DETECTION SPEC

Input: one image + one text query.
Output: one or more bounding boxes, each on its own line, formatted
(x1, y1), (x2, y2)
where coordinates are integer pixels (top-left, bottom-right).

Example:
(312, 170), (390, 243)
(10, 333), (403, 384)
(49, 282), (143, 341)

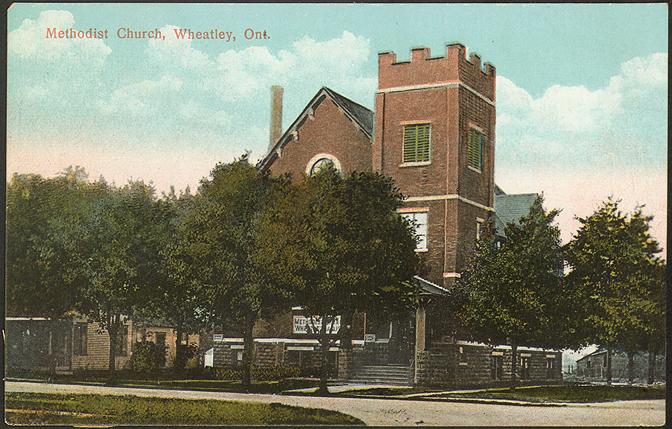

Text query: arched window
(310, 158), (335, 175)
(306, 153), (341, 176)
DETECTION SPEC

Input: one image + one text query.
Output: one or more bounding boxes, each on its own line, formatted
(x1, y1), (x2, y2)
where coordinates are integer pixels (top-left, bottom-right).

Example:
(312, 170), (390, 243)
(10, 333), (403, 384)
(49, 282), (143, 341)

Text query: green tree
(6, 168), (106, 317)
(253, 167), (420, 393)
(642, 262), (665, 384)
(565, 198), (664, 384)
(145, 186), (206, 373)
(181, 155), (287, 390)
(68, 180), (163, 381)
(456, 196), (569, 389)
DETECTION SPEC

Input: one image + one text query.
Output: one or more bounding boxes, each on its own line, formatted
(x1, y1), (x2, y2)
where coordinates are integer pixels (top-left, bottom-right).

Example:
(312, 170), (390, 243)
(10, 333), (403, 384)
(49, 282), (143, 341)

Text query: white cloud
(145, 30), (375, 104)
(8, 10), (111, 65)
(496, 53), (667, 163)
(147, 25), (210, 69)
(98, 75), (184, 116)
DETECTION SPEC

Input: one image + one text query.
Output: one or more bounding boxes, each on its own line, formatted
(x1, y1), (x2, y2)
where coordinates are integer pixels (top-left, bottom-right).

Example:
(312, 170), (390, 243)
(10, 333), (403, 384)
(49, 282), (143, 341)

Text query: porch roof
(414, 275), (449, 296)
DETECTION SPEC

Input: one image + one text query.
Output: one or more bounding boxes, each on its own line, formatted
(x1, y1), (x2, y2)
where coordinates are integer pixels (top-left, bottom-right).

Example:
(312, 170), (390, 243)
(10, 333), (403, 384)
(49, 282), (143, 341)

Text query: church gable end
(261, 88), (373, 179)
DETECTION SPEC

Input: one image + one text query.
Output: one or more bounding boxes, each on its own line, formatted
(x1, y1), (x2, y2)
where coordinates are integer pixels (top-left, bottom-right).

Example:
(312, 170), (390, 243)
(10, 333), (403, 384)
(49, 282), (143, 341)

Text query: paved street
(6, 381), (665, 426)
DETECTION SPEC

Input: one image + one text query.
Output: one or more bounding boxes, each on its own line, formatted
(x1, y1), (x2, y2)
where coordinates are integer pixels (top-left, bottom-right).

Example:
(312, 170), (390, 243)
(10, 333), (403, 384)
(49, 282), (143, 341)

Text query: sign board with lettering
(292, 315), (341, 335)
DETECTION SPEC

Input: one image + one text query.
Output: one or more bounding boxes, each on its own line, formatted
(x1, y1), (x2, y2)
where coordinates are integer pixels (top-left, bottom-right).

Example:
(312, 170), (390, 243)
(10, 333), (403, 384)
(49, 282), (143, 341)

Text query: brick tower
(372, 44), (496, 288)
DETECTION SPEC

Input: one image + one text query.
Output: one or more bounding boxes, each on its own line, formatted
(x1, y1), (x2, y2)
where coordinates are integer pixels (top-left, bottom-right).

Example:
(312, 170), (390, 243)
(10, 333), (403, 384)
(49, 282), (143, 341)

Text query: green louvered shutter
(403, 124), (431, 163)
(467, 129), (484, 170)
(416, 124), (430, 162)
(403, 125), (417, 163)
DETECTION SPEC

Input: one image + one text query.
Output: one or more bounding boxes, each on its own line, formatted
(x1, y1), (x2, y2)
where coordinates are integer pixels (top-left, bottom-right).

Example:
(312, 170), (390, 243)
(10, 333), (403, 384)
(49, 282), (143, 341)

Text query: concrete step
(351, 372), (410, 379)
(356, 367), (410, 373)
(350, 376), (410, 380)
(349, 364), (412, 386)
(358, 365), (410, 371)
(348, 378), (410, 386)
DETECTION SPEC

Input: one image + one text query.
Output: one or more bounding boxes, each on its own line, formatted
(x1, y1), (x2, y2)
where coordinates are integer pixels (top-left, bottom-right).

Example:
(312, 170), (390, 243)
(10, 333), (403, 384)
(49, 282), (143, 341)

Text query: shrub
(128, 341), (166, 373)
(213, 365), (301, 381)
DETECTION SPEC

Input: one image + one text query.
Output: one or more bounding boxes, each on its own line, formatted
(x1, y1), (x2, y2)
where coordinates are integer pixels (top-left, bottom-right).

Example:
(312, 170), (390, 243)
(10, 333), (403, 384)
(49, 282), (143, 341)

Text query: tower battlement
(378, 43), (495, 100)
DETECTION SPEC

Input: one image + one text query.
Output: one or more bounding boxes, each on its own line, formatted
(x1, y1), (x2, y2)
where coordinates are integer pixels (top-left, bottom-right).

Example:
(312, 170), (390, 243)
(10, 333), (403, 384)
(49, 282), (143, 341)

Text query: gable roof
(494, 191), (539, 236)
(258, 87), (374, 171)
(576, 347), (607, 362)
(322, 87), (374, 137)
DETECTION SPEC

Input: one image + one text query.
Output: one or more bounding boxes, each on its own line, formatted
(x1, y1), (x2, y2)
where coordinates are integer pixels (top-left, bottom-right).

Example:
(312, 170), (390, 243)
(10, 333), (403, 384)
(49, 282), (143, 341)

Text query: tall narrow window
(403, 123), (431, 163)
(467, 129), (485, 171)
(546, 358), (556, 379)
(401, 211), (428, 251)
(476, 218), (484, 240)
(491, 356), (503, 380)
(73, 323), (87, 356)
(520, 357), (531, 380)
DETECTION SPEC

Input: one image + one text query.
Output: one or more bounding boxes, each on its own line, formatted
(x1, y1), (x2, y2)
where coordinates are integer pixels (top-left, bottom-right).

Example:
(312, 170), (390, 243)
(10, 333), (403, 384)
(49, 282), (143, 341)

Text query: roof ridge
(257, 87), (373, 171)
(322, 86), (373, 113)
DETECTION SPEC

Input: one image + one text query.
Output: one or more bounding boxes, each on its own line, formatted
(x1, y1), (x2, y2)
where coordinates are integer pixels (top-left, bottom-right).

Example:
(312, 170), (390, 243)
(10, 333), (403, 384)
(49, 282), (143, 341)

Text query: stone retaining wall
(415, 342), (562, 387)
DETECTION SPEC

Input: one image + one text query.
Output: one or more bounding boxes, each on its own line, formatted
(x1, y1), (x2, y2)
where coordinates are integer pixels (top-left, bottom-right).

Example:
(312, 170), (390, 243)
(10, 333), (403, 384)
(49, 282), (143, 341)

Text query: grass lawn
(443, 385), (667, 403)
(10, 373), (318, 394)
(5, 392), (364, 425)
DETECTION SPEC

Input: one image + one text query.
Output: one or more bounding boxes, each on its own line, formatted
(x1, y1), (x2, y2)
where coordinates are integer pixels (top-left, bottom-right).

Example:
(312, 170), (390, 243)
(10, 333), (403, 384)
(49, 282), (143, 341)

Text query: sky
(7, 3), (668, 250)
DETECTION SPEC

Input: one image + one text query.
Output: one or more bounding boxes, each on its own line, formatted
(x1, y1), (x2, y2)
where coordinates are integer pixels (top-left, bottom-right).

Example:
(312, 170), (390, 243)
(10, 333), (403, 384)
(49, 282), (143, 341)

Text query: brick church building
(213, 43), (562, 386)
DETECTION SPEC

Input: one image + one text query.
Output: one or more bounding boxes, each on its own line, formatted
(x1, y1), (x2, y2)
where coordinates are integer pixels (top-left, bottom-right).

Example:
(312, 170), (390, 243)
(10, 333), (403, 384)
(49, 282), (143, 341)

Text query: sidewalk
(6, 380), (665, 426)
(283, 383), (572, 406)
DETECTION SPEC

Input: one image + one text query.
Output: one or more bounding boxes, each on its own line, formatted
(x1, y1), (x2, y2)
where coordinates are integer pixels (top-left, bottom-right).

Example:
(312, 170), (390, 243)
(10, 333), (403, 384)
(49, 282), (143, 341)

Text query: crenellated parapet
(378, 43), (496, 101)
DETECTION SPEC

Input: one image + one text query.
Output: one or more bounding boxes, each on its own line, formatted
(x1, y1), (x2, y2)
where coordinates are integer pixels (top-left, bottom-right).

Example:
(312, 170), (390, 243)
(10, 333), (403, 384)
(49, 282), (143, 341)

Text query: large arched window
(306, 153), (341, 176)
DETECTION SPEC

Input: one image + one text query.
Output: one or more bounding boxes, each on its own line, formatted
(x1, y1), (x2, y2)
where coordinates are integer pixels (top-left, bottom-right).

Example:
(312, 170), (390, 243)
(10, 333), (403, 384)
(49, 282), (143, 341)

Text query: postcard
(5, 3), (667, 426)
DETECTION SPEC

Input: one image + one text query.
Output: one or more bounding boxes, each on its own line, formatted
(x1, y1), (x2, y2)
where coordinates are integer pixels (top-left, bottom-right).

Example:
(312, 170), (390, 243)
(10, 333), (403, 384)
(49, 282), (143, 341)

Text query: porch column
(415, 302), (427, 352)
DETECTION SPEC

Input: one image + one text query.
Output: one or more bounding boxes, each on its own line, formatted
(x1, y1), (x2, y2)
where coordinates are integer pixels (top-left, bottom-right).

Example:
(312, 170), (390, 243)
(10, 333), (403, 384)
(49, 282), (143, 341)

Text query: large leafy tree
(140, 186), (205, 373)
(181, 155), (288, 390)
(455, 196), (571, 389)
(6, 167), (107, 317)
(565, 198), (664, 384)
(253, 167), (420, 393)
(66, 180), (164, 381)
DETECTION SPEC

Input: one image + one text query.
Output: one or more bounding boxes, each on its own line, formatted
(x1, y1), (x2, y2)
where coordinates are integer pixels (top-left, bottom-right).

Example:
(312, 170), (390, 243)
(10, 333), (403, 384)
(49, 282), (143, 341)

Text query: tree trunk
(317, 313), (330, 395)
(605, 348), (612, 385)
(174, 326), (183, 374)
(510, 341), (518, 391)
(626, 351), (634, 385)
(242, 313), (256, 392)
(107, 314), (118, 384)
(647, 342), (658, 384)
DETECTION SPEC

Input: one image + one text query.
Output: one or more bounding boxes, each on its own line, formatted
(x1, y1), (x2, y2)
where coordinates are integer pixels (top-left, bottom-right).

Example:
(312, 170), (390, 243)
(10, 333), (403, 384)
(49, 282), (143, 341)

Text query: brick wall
(71, 321), (133, 371)
(374, 46), (496, 289)
(70, 320), (200, 371)
(378, 45), (495, 100)
(267, 94), (372, 178)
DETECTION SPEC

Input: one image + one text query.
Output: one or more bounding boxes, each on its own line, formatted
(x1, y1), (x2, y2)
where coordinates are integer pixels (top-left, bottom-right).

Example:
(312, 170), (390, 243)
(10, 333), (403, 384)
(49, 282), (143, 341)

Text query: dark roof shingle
(494, 193), (539, 235)
(323, 87), (374, 136)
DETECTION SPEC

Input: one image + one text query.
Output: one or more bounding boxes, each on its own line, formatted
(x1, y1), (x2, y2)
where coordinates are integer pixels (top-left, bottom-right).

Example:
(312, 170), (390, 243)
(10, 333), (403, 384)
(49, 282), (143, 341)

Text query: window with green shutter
(403, 123), (431, 163)
(467, 129), (485, 171)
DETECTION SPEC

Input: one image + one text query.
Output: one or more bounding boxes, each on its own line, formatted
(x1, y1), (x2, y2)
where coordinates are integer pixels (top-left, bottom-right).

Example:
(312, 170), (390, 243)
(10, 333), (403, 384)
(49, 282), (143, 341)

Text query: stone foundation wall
(415, 342), (563, 387)
(213, 338), (364, 375)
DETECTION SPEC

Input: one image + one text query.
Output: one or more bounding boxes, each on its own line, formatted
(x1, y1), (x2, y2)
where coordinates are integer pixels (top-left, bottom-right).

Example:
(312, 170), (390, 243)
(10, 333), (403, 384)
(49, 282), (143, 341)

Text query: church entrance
(388, 316), (415, 365)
